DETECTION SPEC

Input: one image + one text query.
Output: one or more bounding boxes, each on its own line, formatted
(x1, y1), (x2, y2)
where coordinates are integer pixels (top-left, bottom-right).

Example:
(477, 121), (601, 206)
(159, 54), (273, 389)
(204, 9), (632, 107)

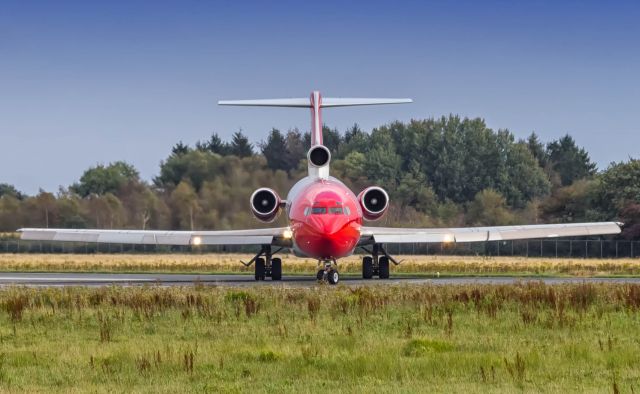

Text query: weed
(257, 350), (279, 362)
(136, 355), (151, 376)
(504, 352), (526, 383)
(97, 311), (112, 343)
(307, 297), (321, 322)
(402, 338), (454, 357)
(3, 294), (27, 323)
(183, 350), (194, 374)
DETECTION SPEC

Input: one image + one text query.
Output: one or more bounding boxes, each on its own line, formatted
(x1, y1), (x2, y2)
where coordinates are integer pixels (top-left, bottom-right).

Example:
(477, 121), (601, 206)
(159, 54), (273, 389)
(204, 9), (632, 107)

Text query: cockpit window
(311, 207), (327, 214)
(329, 207), (343, 215)
(344, 206), (351, 215)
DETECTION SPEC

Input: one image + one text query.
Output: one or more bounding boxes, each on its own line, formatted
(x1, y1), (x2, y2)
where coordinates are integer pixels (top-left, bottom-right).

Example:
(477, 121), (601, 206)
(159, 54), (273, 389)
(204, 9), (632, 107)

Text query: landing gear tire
(362, 256), (373, 279)
(378, 256), (390, 279)
(271, 258), (282, 281)
(327, 269), (339, 285)
(255, 258), (266, 281)
(316, 269), (325, 281)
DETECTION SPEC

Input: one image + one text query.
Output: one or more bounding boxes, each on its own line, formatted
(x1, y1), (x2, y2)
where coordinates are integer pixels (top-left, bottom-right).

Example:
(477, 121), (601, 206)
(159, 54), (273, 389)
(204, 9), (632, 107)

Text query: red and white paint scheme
(19, 91), (623, 284)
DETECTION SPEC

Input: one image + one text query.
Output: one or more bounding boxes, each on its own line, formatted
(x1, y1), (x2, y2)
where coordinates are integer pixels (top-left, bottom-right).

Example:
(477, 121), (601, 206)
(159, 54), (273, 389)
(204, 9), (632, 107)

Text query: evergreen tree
(171, 141), (190, 156)
(547, 134), (596, 186)
(0, 184), (24, 200)
(229, 131), (253, 157)
(196, 133), (230, 155)
(526, 132), (548, 169)
(261, 129), (289, 171)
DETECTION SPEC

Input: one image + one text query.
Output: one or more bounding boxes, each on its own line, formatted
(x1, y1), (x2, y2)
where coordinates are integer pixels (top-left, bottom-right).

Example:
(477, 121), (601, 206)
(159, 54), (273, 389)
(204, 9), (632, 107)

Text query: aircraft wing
(18, 227), (291, 246)
(360, 222), (622, 244)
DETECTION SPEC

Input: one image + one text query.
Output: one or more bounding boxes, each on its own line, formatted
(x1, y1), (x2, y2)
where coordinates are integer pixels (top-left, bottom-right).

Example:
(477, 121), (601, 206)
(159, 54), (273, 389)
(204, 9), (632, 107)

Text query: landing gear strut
(242, 245), (283, 281)
(317, 260), (339, 285)
(360, 244), (400, 280)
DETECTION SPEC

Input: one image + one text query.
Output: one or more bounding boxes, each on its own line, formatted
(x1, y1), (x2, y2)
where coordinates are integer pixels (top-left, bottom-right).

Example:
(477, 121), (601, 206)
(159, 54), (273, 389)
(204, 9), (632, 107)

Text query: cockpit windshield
(306, 205), (348, 215)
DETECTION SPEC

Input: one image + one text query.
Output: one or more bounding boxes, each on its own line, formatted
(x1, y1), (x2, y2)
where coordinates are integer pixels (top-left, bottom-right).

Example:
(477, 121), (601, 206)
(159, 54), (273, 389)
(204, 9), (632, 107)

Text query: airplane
(19, 91), (623, 284)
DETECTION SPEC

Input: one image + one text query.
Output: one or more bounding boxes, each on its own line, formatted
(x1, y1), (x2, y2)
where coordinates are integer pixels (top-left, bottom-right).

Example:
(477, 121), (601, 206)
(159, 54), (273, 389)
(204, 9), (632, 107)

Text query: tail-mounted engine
(307, 145), (331, 167)
(250, 188), (281, 222)
(307, 145), (331, 179)
(358, 186), (389, 221)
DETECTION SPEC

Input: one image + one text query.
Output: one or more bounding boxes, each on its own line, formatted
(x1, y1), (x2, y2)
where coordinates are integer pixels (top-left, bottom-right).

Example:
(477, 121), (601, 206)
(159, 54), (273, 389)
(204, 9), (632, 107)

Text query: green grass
(0, 283), (639, 392)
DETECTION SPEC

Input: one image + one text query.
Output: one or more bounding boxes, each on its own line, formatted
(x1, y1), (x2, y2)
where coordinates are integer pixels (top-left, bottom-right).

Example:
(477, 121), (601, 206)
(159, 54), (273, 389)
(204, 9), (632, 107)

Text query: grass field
(0, 253), (639, 277)
(0, 283), (639, 392)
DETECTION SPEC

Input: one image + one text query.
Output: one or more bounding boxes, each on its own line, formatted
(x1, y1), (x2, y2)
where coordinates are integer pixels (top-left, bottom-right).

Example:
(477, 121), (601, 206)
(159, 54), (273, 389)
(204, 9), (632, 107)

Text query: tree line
(1, 115), (638, 239)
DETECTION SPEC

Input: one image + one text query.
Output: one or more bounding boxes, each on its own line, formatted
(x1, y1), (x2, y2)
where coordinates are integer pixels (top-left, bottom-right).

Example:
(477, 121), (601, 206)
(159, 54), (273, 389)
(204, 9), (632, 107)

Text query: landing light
(443, 234), (454, 243)
(283, 228), (293, 239)
(192, 236), (202, 246)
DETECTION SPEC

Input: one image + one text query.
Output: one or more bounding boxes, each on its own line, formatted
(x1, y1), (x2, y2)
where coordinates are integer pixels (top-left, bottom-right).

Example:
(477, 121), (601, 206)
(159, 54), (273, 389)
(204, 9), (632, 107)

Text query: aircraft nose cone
(306, 216), (347, 235)
(296, 216), (360, 260)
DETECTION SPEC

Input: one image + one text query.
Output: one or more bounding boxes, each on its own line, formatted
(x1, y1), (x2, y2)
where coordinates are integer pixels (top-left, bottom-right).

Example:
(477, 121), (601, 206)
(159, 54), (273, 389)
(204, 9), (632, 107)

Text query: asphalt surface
(1, 272), (640, 287)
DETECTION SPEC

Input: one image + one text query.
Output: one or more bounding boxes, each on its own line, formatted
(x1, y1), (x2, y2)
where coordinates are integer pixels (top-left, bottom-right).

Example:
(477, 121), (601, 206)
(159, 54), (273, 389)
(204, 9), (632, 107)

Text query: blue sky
(1, 1), (638, 194)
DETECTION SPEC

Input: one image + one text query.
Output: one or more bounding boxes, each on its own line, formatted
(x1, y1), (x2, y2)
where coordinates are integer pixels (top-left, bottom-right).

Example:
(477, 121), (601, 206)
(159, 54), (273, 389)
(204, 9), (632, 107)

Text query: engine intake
(358, 186), (389, 221)
(307, 145), (331, 167)
(250, 188), (281, 222)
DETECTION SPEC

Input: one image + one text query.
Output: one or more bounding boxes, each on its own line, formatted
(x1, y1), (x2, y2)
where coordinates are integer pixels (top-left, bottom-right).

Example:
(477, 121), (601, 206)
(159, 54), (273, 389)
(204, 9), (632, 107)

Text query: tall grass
(0, 283), (639, 391)
(1, 253), (640, 276)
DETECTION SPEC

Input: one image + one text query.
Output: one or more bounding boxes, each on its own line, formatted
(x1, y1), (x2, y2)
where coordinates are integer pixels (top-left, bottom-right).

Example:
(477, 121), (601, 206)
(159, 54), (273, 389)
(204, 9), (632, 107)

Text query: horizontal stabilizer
(218, 97), (412, 108)
(321, 98), (412, 107)
(218, 98), (311, 107)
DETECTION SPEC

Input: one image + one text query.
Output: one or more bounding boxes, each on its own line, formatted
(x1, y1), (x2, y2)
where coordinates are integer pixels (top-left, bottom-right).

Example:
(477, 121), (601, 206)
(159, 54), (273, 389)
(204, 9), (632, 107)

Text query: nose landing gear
(317, 260), (339, 285)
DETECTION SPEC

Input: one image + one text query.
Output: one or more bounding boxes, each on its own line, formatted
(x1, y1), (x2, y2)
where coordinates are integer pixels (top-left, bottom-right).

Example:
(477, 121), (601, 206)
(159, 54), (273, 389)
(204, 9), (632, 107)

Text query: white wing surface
(18, 228), (290, 246)
(360, 222), (622, 244)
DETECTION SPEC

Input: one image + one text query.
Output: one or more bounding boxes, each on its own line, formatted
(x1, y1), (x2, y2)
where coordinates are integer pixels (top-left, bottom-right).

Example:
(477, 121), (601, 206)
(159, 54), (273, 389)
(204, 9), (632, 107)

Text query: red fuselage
(287, 177), (362, 260)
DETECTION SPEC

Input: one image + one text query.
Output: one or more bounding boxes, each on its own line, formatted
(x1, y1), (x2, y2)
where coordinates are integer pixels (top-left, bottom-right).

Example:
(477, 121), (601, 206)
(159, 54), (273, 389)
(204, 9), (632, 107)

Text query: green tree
(71, 162), (139, 197)
(34, 190), (57, 228)
(171, 142), (190, 156)
(596, 159), (640, 214)
(229, 131), (253, 158)
(592, 159), (640, 237)
(466, 189), (515, 226)
(547, 135), (596, 186)
(196, 133), (230, 155)
(284, 129), (306, 170)
(0, 194), (21, 231)
(540, 179), (599, 223)
(261, 129), (289, 171)
(170, 181), (200, 230)
(156, 150), (222, 192)
(526, 132), (548, 169)
(0, 184), (24, 200)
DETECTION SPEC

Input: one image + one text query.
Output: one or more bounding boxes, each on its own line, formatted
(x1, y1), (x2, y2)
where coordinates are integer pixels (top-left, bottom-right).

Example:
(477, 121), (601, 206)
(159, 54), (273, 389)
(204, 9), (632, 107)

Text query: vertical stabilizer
(310, 91), (322, 146)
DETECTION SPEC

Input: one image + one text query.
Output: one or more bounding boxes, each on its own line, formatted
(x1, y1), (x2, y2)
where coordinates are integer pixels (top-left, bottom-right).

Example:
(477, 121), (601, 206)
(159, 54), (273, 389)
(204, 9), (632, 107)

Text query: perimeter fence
(0, 238), (638, 259)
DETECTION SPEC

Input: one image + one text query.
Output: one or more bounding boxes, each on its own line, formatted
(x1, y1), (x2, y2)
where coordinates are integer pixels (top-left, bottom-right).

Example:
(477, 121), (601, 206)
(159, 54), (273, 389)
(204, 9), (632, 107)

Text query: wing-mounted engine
(250, 188), (282, 222)
(358, 186), (389, 221)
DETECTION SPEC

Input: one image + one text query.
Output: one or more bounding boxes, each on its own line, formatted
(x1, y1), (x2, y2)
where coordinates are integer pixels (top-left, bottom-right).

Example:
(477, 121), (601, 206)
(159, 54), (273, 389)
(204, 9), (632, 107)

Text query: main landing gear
(316, 260), (340, 285)
(242, 245), (283, 281)
(360, 244), (400, 280)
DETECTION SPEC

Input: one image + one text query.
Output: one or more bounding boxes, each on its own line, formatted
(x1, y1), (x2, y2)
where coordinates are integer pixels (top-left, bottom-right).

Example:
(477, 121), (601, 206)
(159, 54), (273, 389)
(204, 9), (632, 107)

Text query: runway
(1, 272), (640, 287)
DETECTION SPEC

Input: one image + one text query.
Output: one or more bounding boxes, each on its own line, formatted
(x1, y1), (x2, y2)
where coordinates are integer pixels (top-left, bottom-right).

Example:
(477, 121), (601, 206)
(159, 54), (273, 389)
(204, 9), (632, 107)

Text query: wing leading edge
(360, 222), (622, 244)
(18, 228), (291, 247)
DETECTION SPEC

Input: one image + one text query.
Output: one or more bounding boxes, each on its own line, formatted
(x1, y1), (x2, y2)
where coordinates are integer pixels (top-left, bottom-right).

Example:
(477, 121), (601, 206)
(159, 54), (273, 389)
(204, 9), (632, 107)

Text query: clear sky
(1, 1), (638, 195)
